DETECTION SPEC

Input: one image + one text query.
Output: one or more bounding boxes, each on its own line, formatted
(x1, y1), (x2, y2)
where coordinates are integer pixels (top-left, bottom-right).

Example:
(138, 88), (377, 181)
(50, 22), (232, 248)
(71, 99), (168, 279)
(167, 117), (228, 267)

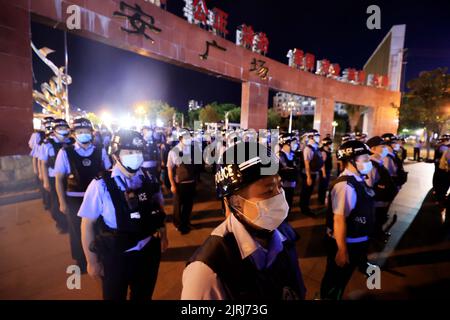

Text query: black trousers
(413, 148), (420, 161)
(49, 177), (68, 231)
(101, 237), (161, 301)
(300, 173), (317, 214)
(320, 237), (369, 300)
(318, 172), (331, 204)
(38, 176), (51, 210)
(283, 186), (295, 214)
(173, 182), (196, 230)
(374, 205), (390, 235)
(66, 196), (87, 270)
(434, 168), (450, 203)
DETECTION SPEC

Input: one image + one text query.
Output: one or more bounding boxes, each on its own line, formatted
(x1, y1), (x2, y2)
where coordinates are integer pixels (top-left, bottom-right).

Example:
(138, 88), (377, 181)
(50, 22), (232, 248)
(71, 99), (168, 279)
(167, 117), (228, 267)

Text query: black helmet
(341, 133), (354, 143)
(381, 133), (399, 144)
(337, 140), (373, 161)
(215, 141), (279, 198)
(52, 119), (69, 130)
(279, 133), (294, 146)
(43, 117), (55, 130)
(355, 132), (368, 140)
(321, 137), (333, 146)
(109, 129), (145, 155)
(366, 136), (386, 149)
(72, 118), (93, 131)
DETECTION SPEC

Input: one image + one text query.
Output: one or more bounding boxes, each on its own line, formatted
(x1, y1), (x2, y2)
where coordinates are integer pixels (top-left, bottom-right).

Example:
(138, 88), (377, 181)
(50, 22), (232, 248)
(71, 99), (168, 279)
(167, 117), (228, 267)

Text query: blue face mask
(76, 133), (92, 144)
(380, 146), (389, 158)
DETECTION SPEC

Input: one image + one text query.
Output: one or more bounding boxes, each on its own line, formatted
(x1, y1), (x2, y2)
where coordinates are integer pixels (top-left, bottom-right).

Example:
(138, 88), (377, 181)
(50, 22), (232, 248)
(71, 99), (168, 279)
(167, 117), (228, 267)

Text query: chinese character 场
(113, 1), (161, 43)
(250, 58), (269, 80)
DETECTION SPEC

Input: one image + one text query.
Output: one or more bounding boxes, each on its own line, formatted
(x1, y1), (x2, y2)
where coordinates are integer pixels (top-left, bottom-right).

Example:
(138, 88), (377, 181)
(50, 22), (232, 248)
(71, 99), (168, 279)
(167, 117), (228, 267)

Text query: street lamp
(332, 121), (339, 138)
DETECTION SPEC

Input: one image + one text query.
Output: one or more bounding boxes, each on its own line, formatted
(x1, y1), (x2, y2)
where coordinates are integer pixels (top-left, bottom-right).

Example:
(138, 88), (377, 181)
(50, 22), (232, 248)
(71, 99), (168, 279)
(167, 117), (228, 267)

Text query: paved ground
(0, 162), (449, 300)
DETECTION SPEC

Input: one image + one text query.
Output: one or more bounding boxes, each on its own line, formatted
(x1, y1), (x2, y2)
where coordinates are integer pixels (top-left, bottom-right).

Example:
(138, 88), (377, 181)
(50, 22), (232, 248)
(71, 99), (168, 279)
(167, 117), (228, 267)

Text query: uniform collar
(370, 154), (383, 165)
(74, 141), (94, 151)
(212, 213), (287, 262)
(111, 165), (144, 180)
(341, 169), (364, 182)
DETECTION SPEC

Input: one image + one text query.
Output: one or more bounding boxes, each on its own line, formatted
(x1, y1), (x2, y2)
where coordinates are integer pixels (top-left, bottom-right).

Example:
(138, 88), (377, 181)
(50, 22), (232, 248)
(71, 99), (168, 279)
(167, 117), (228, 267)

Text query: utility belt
(142, 160), (159, 168)
(326, 230), (369, 244)
(91, 218), (155, 257)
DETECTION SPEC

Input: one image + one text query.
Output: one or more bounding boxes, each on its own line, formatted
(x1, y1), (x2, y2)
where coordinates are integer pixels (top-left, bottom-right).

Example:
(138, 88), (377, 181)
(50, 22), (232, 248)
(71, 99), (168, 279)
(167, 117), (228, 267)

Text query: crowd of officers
(28, 116), (450, 300)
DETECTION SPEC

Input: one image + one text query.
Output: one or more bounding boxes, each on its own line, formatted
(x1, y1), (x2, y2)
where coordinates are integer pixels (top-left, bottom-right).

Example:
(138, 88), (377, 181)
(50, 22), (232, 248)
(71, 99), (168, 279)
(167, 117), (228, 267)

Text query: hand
(153, 229), (169, 253)
(170, 185), (177, 194)
(307, 176), (313, 187)
(87, 260), (104, 279)
(43, 182), (50, 192)
(335, 248), (349, 267)
(59, 202), (67, 214)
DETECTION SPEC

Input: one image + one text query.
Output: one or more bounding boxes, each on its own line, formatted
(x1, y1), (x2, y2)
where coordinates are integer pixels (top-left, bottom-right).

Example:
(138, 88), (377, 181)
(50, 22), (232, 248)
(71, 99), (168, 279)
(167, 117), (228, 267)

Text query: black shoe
(177, 226), (191, 235)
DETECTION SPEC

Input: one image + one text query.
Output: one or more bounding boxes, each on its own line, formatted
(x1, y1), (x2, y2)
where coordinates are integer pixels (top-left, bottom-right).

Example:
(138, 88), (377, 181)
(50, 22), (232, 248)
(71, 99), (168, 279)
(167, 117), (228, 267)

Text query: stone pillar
(313, 97), (334, 136)
(0, 0), (33, 156)
(371, 105), (399, 136)
(240, 82), (269, 130)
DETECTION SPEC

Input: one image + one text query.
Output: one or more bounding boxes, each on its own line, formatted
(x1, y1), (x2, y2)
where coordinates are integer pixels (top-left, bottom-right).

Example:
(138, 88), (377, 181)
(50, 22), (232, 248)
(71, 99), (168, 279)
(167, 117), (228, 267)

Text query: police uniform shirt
(53, 141), (112, 197)
(38, 136), (72, 178)
(78, 165), (164, 252)
(181, 213), (287, 300)
(303, 143), (319, 173)
(28, 132), (39, 156)
(330, 169), (363, 218)
(383, 151), (398, 176)
(167, 142), (195, 184)
(366, 155), (383, 188)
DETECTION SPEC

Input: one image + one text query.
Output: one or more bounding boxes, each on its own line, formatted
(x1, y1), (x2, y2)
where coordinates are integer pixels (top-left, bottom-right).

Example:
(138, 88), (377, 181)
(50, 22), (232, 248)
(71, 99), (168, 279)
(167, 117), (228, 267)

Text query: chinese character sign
(237, 24), (269, 55)
(184, 0), (229, 38)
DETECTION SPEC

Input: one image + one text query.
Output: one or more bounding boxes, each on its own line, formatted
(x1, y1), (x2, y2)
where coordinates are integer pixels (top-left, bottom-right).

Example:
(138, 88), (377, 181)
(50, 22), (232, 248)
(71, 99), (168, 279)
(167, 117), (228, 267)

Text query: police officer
(54, 118), (112, 271)
(34, 117), (55, 210)
(318, 137), (333, 205)
(381, 133), (408, 189)
(141, 126), (161, 178)
(433, 134), (450, 203)
(277, 134), (298, 215)
(181, 141), (306, 300)
(167, 130), (199, 234)
(300, 130), (324, 216)
(366, 137), (398, 243)
(39, 119), (74, 233)
(79, 129), (168, 301)
(320, 140), (375, 300)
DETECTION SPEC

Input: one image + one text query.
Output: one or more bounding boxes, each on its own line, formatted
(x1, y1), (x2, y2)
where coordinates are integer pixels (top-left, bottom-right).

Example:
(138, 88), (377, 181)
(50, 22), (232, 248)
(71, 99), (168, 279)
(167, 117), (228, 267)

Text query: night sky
(31, 0), (450, 115)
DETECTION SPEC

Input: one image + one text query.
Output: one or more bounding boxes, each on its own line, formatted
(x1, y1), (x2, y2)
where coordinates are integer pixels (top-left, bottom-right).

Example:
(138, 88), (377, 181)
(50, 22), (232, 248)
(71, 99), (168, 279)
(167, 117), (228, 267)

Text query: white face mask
(313, 136), (321, 144)
(120, 153), (144, 172)
(356, 161), (373, 175)
(76, 133), (92, 144)
(291, 142), (299, 151)
(393, 144), (400, 151)
(144, 132), (153, 141)
(237, 190), (289, 231)
(183, 138), (192, 146)
(56, 129), (69, 137)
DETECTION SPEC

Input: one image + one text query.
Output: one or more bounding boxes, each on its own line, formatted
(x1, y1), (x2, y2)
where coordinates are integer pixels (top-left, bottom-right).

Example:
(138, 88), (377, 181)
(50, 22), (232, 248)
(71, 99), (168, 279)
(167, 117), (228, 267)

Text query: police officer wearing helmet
(320, 140), (375, 300)
(381, 133), (408, 189)
(79, 129), (168, 300)
(336, 134), (354, 176)
(141, 126), (162, 179)
(39, 119), (74, 233)
(366, 136), (398, 243)
(355, 132), (368, 144)
(318, 137), (333, 205)
(181, 141), (306, 300)
(433, 134), (450, 203)
(54, 118), (112, 272)
(300, 130), (324, 216)
(34, 117), (55, 210)
(277, 133), (299, 216)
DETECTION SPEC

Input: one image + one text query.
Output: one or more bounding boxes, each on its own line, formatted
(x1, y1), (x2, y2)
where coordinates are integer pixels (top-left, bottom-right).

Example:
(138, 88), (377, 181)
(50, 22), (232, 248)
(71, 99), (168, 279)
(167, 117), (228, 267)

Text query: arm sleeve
(53, 149), (69, 176)
(331, 182), (357, 217)
(303, 147), (314, 161)
(102, 148), (112, 170)
(77, 179), (104, 220)
(181, 261), (227, 300)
